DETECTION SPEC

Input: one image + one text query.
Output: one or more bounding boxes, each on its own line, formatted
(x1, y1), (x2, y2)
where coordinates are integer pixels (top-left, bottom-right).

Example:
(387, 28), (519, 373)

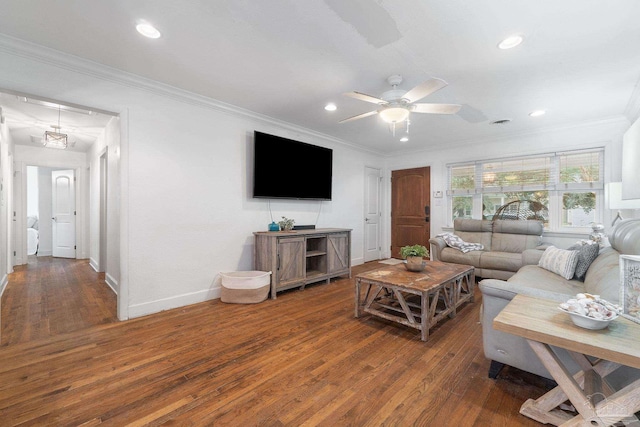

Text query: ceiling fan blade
(343, 91), (387, 105)
(412, 103), (462, 115)
(339, 110), (379, 123)
(403, 78), (448, 103)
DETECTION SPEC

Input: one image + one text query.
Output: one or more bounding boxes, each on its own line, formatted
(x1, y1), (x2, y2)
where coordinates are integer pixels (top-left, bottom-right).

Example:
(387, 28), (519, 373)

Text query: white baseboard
(0, 274), (7, 298)
(37, 250), (52, 257)
(351, 257), (364, 266)
(89, 258), (99, 272)
(105, 273), (118, 294)
(128, 287), (222, 319)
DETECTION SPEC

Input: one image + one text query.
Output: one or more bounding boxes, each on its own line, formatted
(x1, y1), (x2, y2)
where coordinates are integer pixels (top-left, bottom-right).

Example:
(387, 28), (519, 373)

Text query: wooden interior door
(391, 167), (431, 258)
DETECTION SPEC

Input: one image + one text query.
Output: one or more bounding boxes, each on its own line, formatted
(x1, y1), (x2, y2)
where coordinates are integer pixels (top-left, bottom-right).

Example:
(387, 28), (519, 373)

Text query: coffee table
(354, 261), (475, 341)
(494, 294), (640, 426)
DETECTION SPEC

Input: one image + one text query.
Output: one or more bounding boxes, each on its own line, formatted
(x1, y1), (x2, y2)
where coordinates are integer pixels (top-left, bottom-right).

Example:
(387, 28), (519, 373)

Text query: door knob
(52, 217), (57, 221)
(365, 218), (370, 222)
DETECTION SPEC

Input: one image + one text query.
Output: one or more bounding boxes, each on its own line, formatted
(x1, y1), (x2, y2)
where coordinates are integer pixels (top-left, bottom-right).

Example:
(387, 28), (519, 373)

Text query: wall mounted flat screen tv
(253, 131), (333, 200)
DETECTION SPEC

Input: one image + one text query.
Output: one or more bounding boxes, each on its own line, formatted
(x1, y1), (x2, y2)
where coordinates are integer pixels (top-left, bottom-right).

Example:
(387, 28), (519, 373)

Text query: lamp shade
(379, 107), (409, 124)
(606, 182), (640, 209)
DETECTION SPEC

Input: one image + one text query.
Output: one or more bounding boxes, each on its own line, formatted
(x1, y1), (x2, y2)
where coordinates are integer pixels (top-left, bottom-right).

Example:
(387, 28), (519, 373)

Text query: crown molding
(386, 115), (630, 158)
(0, 34), (383, 156)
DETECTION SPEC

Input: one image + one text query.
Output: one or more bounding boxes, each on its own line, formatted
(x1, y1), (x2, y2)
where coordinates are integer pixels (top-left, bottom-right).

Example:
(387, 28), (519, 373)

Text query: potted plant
(400, 244), (429, 272)
(278, 216), (295, 231)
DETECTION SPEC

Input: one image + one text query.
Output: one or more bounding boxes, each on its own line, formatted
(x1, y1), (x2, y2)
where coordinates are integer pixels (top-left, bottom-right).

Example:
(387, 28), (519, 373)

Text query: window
(447, 149), (603, 230)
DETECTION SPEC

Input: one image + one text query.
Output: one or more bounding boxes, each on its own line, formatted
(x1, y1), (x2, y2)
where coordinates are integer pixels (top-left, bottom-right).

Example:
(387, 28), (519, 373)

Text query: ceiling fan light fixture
(498, 34), (524, 50)
(379, 107), (409, 123)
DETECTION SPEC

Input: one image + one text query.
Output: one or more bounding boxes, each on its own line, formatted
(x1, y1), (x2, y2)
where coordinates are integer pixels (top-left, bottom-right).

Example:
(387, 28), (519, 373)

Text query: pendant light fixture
(43, 105), (68, 149)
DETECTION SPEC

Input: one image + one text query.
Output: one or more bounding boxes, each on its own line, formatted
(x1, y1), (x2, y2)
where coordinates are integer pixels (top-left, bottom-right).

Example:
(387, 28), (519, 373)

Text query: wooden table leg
(354, 278), (361, 317)
(521, 340), (640, 426)
(421, 291), (429, 341)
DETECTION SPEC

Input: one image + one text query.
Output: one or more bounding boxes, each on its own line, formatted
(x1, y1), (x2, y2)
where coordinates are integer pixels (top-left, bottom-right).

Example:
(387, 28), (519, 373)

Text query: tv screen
(253, 131), (333, 200)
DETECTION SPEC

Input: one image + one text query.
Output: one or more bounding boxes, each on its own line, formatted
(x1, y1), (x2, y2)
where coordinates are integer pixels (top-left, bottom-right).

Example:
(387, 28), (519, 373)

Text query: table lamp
(606, 182), (640, 226)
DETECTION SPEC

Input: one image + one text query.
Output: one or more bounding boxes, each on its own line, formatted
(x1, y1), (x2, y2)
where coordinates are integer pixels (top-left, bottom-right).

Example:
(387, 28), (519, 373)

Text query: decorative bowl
(558, 307), (618, 330)
(404, 260), (426, 272)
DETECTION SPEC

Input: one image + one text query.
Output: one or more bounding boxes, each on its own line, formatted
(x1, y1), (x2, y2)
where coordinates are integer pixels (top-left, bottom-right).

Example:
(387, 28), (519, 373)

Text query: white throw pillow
(538, 246), (579, 280)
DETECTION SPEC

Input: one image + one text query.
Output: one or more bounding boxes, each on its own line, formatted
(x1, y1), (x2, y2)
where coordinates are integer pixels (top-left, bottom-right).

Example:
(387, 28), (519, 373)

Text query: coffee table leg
(355, 278), (361, 318)
(421, 291), (429, 341)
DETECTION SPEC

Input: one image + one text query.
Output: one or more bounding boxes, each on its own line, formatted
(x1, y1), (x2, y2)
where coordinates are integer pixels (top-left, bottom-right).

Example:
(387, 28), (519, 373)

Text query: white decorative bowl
(558, 307), (618, 330)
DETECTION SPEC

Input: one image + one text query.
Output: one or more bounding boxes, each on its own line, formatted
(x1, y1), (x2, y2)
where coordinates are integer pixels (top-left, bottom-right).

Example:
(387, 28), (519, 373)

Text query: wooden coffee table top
(356, 261), (474, 292)
(494, 294), (640, 369)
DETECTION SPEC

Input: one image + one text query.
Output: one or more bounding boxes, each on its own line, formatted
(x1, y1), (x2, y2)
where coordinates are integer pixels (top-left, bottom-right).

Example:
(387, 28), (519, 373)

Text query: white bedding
(27, 227), (39, 255)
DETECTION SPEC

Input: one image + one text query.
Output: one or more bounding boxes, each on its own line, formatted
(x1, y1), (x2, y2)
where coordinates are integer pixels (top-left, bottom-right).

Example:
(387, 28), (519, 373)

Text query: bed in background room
(27, 215), (39, 256)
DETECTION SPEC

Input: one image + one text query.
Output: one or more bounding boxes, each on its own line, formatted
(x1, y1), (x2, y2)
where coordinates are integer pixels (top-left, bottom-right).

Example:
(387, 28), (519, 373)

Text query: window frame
(447, 148), (604, 232)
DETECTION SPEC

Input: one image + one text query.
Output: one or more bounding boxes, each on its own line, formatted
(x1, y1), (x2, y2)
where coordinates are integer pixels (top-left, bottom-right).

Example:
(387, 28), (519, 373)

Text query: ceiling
(0, 92), (114, 152)
(1, 0), (639, 154)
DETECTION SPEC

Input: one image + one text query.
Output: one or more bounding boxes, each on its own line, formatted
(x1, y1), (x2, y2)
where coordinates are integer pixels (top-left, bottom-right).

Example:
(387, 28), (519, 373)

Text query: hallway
(1, 257), (117, 346)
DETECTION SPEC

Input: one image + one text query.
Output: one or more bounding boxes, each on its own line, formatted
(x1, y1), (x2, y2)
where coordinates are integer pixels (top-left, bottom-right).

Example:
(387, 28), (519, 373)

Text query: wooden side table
(494, 294), (640, 426)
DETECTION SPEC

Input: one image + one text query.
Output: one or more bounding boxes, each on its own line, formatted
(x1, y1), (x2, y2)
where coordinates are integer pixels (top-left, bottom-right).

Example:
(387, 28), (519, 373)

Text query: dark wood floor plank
(0, 259), (552, 426)
(1, 257), (117, 346)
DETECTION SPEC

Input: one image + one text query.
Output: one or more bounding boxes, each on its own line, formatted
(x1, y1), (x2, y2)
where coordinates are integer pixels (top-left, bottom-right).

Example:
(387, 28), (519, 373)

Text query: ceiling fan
(339, 75), (461, 125)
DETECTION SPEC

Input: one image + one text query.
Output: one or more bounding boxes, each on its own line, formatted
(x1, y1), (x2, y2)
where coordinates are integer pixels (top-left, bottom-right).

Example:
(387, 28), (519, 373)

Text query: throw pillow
(538, 246), (579, 280)
(567, 242), (599, 281)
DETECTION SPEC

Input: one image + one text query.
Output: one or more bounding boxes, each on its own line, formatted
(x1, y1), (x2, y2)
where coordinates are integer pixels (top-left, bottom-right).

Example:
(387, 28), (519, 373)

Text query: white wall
(26, 166), (38, 217)
(383, 118), (629, 254)
(0, 117), (14, 295)
(89, 116), (120, 293)
(0, 37), (382, 319)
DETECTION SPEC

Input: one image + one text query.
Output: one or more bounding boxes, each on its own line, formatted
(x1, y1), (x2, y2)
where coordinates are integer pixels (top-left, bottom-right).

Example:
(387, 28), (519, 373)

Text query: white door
(364, 166), (381, 262)
(52, 170), (76, 258)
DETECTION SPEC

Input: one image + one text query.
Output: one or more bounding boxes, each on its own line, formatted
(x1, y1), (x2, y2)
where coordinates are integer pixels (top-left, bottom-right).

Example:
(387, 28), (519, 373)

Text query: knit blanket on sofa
(436, 232), (485, 253)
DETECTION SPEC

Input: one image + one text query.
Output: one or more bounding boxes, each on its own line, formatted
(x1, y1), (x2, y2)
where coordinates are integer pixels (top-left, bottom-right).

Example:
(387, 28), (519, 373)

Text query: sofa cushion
(493, 219), (544, 236)
(567, 242), (599, 281)
(454, 218), (493, 251)
(491, 220), (543, 253)
(507, 265), (585, 296)
(583, 247), (620, 303)
(439, 247), (482, 268)
(480, 251), (523, 272)
(538, 246), (579, 280)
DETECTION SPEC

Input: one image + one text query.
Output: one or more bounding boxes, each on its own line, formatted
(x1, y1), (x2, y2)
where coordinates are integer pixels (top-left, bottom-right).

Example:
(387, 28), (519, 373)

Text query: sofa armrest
(479, 279), (569, 303)
(429, 237), (447, 261)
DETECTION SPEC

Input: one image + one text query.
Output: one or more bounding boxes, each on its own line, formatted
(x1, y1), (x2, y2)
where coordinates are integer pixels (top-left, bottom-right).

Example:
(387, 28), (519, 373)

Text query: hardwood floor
(0, 260), (554, 426)
(1, 256), (117, 345)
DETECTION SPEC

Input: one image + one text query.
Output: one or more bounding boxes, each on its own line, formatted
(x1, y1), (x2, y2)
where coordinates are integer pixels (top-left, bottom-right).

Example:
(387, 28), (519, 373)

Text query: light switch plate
(433, 190), (443, 198)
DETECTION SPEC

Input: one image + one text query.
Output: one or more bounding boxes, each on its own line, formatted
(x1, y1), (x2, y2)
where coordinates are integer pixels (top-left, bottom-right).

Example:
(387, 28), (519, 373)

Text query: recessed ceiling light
(324, 103), (337, 111)
(529, 110), (546, 117)
(498, 35), (524, 50)
(136, 22), (161, 39)
(399, 136), (409, 142)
